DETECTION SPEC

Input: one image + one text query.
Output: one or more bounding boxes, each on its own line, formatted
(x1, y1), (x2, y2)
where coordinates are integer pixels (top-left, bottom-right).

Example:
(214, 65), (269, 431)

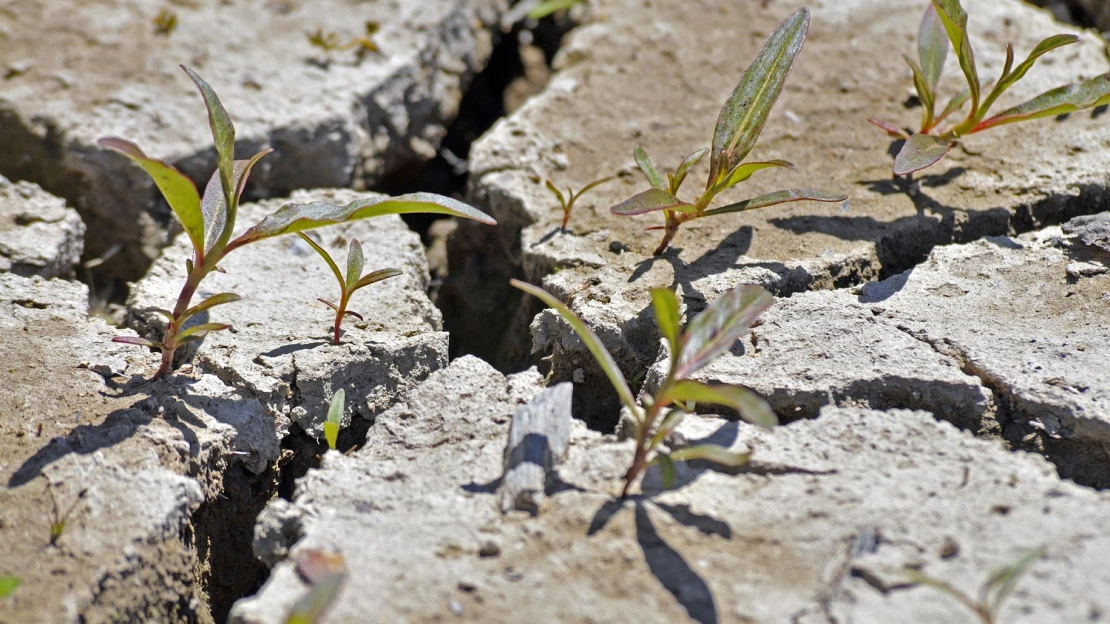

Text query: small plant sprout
(528, 0), (587, 20)
(610, 8), (846, 256)
(324, 389), (344, 451)
(285, 549), (347, 624)
(902, 548), (1046, 624)
(47, 486), (87, 547)
(0, 576), (20, 599)
(512, 279), (777, 498)
(870, 1), (1110, 176)
(100, 66), (495, 379)
(546, 176), (614, 230)
(298, 233), (400, 345)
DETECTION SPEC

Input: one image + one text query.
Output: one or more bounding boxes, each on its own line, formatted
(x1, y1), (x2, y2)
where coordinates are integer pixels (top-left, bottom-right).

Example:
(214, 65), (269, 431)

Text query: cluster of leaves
(307, 21), (380, 57)
(512, 280), (777, 497)
(902, 548), (1045, 624)
(298, 233), (400, 345)
(284, 549), (347, 624)
(324, 389), (344, 451)
(545, 176), (613, 230)
(103, 66), (495, 379)
(870, 0), (1110, 175)
(610, 8), (845, 256)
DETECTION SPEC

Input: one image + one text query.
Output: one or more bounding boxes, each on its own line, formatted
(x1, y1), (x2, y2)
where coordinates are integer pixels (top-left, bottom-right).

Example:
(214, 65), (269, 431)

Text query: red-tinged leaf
(930, 0), (979, 113)
(545, 179), (566, 207)
(892, 133), (951, 175)
(919, 4), (948, 94)
(298, 233), (345, 290)
(345, 239), (364, 292)
(672, 148), (709, 194)
(182, 66), (235, 210)
(974, 73), (1110, 132)
(112, 336), (160, 349)
(228, 193), (495, 252)
(634, 146), (666, 190)
(669, 444), (752, 467)
(317, 298), (340, 312)
(867, 118), (912, 139)
(904, 54), (936, 128)
(342, 310), (364, 321)
(148, 308), (175, 322)
(610, 188), (692, 216)
(352, 267), (402, 290)
(675, 285), (773, 379)
(182, 292), (241, 320)
(709, 8), (809, 186)
(201, 154), (271, 255)
(97, 138), (204, 257)
(978, 34), (1078, 120)
(716, 159), (795, 191)
(702, 188), (846, 217)
(663, 380), (777, 428)
(175, 322), (232, 344)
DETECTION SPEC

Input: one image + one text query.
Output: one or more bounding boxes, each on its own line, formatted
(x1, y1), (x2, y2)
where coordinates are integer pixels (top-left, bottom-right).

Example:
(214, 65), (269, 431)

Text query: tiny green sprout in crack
(46, 485), (86, 547)
(899, 547), (1046, 624)
(869, 0), (1110, 176)
(0, 576), (20, 599)
(307, 21), (380, 62)
(324, 389), (344, 451)
(610, 7), (846, 256)
(99, 66), (496, 380)
(545, 176), (614, 230)
(298, 233), (400, 345)
(528, 0), (587, 20)
(512, 279), (778, 498)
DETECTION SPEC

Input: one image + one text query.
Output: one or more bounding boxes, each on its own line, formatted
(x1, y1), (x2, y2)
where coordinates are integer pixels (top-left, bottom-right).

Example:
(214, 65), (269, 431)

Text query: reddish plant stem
(620, 399), (666, 498)
(153, 260), (206, 379)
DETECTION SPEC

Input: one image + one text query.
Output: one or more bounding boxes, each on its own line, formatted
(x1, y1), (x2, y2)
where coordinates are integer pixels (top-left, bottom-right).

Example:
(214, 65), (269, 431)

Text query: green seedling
(101, 66), (495, 379)
(298, 233), (400, 345)
(870, 1), (1110, 176)
(0, 576), (20, 599)
(308, 21), (380, 56)
(285, 549), (347, 624)
(902, 548), (1045, 624)
(324, 389), (344, 450)
(47, 486), (86, 547)
(153, 8), (177, 36)
(512, 280), (778, 498)
(611, 8), (846, 256)
(528, 0), (586, 19)
(546, 176), (613, 230)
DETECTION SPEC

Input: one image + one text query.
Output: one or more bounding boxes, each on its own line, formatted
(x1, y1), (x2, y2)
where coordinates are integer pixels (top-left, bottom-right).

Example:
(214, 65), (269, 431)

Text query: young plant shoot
(511, 279), (777, 498)
(298, 233), (400, 345)
(901, 548), (1045, 624)
(101, 66), (495, 379)
(870, 1), (1110, 175)
(324, 389), (344, 451)
(610, 8), (845, 255)
(546, 176), (614, 230)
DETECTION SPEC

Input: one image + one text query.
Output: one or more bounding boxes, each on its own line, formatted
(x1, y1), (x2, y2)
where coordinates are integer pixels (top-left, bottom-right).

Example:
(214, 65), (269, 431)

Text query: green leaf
(634, 146), (666, 190)
(867, 118), (911, 139)
(345, 239), (364, 292)
(0, 576), (20, 599)
(149, 308), (176, 322)
(610, 189), (693, 216)
(669, 444), (752, 468)
(182, 66), (236, 212)
(651, 288), (682, 357)
(675, 284), (773, 379)
(702, 188), (846, 217)
(919, 4), (948, 94)
(112, 336), (161, 349)
(97, 138), (204, 257)
(892, 133), (951, 176)
(974, 73), (1110, 132)
(175, 322), (232, 344)
(352, 267), (401, 291)
(978, 35), (1078, 121)
(716, 159), (795, 191)
(201, 154), (271, 255)
(932, 85), (972, 129)
(527, 0), (582, 19)
(182, 292), (241, 321)
(930, 0), (979, 114)
(297, 233), (345, 291)
(654, 453), (676, 489)
(325, 389), (344, 450)
(651, 408), (687, 447)
(904, 54), (936, 129)
(671, 148), (709, 194)
(545, 179), (566, 207)
(578, 176), (614, 197)
(664, 380), (777, 428)
(708, 7), (809, 187)
(510, 279), (639, 416)
(228, 193), (496, 252)
(284, 572), (345, 624)
(982, 548), (1045, 613)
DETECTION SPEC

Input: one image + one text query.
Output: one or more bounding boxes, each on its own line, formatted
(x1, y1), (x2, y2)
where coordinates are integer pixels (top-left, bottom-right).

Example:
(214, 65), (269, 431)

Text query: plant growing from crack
(47, 486), (86, 547)
(546, 176), (613, 230)
(869, 0), (1110, 176)
(101, 66), (495, 379)
(324, 389), (344, 451)
(901, 548), (1045, 624)
(610, 8), (845, 256)
(512, 279), (777, 498)
(0, 577), (19, 599)
(298, 233), (400, 345)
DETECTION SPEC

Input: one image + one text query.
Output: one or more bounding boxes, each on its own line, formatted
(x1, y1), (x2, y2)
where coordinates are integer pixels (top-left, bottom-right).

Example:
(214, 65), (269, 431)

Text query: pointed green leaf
(610, 188), (693, 216)
(284, 572), (345, 624)
(97, 138), (204, 257)
(708, 8), (809, 186)
(904, 54), (936, 129)
(675, 285), (773, 378)
(654, 453), (676, 489)
(527, 0), (583, 19)
(579, 176), (615, 196)
(634, 146), (666, 190)
(671, 148), (708, 194)
(545, 179), (566, 207)
(664, 380), (777, 428)
(352, 267), (401, 291)
(201, 154), (270, 255)
(176, 322), (232, 344)
(930, 0), (979, 114)
(703, 188), (846, 217)
(112, 336), (161, 349)
(716, 159), (795, 191)
(317, 298), (340, 312)
(919, 4), (948, 94)
(867, 118), (912, 139)
(298, 233), (345, 291)
(651, 288), (682, 357)
(325, 389), (344, 450)
(182, 293), (241, 321)
(892, 133), (951, 176)
(345, 239), (364, 291)
(228, 193), (495, 252)
(182, 66), (235, 211)
(510, 279), (639, 416)
(148, 308), (176, 322)
(932, 85), (972, 129)
(669, 444), (752, 468)
(983, 548), (1045, 613)
(0, 576), (20, 599)
(974, 73), (1110, 132)
(978, 35), (1078, 121)
(651, 408), (687, 448)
